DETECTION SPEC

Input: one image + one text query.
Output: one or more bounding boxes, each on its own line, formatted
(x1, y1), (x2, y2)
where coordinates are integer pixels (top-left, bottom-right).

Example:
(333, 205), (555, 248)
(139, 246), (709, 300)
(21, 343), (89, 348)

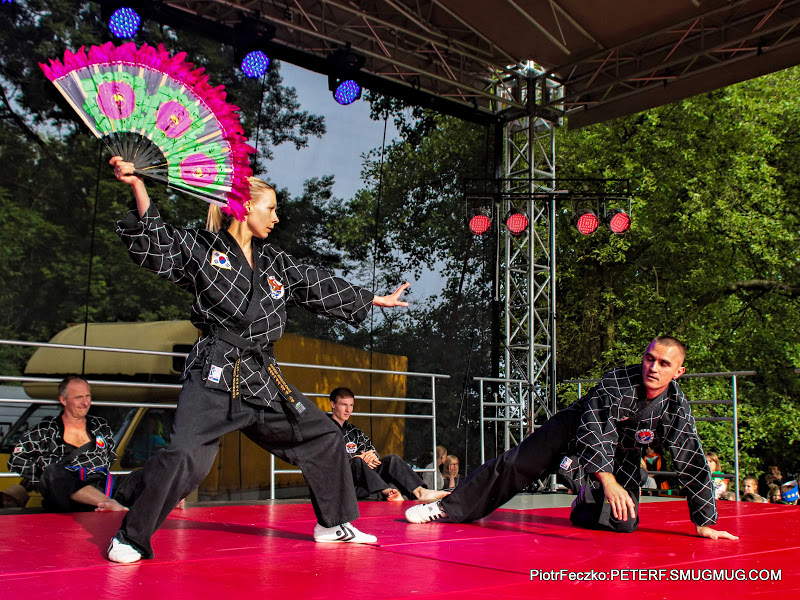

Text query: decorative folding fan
(39, 42), (255, 219)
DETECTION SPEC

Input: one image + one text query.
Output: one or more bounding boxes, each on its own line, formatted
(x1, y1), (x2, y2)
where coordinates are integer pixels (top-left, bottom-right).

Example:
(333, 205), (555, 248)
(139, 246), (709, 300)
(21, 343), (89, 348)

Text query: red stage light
(467, 208), (492, 235)
(504, 208), (529, 236)
(572, 209), (599, 235)
(605, 208), (631, 233)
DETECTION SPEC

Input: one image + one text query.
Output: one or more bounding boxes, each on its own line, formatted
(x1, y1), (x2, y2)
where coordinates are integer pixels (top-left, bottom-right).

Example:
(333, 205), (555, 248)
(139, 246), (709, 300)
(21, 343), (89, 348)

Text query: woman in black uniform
(107, 156), (410, 563)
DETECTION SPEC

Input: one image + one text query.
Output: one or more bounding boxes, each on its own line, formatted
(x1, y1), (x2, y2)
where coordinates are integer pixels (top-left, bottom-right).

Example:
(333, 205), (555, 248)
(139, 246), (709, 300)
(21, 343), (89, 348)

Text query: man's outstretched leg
(406, 406), (582, 524)
(372, 455), (448, 502)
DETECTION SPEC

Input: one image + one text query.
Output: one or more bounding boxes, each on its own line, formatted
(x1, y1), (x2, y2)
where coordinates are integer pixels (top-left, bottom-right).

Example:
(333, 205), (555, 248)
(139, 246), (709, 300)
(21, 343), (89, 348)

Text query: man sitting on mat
(8, 375), (141, 512)
(329, 387), (448, 503)
(406, 336), (738, 540)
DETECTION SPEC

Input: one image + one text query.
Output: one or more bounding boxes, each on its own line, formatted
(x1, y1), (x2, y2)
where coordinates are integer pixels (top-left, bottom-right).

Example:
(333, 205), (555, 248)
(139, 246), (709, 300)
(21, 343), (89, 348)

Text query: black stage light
(605, 208), (631, 233)
(467, 208), (492, 235)
(572, 209), (599, 235)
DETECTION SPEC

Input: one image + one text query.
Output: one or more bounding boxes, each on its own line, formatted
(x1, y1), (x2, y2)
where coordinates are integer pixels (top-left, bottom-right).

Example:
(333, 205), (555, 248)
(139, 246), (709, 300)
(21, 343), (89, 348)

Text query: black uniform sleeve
(574, 380), (620, 476)
(7, 423), (48, 484)
(662, 400), (718, 526)
(115, 203), (199, 289)
(279, 251), (375, 326)
(355, 428), (377, 457)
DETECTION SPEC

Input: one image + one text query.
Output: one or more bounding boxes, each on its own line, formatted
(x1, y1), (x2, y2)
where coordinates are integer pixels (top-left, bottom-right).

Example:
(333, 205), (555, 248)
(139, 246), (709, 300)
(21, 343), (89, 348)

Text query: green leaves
(0, 2), (327, 370)
(338, 70), (800, 469)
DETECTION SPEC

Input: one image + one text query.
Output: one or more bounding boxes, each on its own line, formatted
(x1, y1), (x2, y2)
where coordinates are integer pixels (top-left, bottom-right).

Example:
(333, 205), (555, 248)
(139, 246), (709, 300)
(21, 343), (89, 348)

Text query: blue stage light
(108, 7), (141, 38)
(333, 80), (361, 105)
(241, 51), (270, 78)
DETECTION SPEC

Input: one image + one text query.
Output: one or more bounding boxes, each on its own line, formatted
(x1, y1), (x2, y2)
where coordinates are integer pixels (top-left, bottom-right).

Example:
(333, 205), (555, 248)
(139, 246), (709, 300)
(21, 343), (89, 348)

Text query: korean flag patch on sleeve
(211, 250), (232, 270)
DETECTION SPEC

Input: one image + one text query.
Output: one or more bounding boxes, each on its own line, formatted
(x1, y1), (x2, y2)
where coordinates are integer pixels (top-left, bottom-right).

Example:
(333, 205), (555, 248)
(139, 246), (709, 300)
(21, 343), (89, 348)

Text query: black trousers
(37, 466), (144, 513)
(117, 369), (359, 559)
(349, 454), (425, 499)
(570, 484), (640, 533)
(441, 405), (584, 523)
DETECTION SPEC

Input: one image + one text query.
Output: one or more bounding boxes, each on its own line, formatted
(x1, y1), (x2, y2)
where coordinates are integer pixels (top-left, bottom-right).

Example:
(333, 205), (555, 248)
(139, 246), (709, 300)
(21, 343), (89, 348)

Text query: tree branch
(0, 82), (61, 164)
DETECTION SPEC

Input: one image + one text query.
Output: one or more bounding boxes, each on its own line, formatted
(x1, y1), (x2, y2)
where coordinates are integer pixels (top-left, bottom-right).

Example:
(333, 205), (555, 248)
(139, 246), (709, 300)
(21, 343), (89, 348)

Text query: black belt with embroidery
(209, 327), (306, 418)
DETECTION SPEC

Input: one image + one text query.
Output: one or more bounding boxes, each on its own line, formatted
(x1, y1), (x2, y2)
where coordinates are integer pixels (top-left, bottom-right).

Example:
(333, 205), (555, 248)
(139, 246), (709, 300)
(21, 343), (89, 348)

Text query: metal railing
(0, 338), (448, 499)
(474, 376), (531, 464)
(270, 366), (446, 497)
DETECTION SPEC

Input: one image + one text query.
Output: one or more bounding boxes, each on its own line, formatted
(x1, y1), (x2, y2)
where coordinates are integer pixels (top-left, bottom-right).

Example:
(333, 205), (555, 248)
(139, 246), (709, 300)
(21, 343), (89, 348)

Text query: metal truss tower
(496, 71), (561, 451)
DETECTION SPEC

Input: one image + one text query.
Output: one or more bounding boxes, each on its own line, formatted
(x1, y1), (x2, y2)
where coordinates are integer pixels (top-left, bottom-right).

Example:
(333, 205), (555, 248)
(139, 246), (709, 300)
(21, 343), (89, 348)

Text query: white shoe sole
(107, 538), (142, 564)
(314, 523), (378, 544)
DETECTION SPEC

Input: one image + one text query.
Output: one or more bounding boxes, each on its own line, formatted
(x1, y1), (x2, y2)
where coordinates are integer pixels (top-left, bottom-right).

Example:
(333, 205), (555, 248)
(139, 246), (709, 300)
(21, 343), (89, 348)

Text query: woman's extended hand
(372, 282), (411, 307)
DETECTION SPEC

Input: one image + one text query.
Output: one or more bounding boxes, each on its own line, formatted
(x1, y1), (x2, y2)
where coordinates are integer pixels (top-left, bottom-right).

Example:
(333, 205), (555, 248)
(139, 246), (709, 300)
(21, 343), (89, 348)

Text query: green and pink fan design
(40, 42), (255, 219)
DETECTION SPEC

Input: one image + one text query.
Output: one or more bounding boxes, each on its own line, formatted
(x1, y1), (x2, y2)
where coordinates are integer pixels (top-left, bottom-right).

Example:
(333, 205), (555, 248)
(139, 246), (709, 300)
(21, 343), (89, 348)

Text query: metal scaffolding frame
(475, 70), (562, 455)
(152, 0), (800, 127)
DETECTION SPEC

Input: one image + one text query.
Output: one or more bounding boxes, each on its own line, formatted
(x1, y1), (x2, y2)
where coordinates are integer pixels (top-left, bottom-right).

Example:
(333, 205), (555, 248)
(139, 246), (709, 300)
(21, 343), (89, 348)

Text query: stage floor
(0, 497), (797, 599)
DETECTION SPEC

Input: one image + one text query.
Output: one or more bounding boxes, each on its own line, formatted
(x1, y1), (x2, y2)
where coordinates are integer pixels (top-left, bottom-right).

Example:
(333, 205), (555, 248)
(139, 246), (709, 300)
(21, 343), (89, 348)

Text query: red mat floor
(1, 499), (797, 599)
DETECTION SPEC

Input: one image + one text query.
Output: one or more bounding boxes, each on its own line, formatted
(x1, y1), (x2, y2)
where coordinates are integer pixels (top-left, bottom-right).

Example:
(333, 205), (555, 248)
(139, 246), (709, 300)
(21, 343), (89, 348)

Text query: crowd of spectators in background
(639, 448), (798, 505)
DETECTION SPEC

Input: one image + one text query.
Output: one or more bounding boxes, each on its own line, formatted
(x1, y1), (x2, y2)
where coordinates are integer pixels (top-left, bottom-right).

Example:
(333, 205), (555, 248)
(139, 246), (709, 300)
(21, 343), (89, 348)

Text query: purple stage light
(108, 7), (141, 39)
(241, 51), (270, 78)
(333, 80), (361, 105)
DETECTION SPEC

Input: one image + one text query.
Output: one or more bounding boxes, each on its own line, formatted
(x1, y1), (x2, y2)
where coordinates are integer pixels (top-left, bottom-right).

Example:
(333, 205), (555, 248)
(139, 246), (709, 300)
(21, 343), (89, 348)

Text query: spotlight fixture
(241, 51), (270, 78)
(572, 209), (599, 235)
(332, 79), (362, 105)
(327, 45), (365, 106)
(604, 208), (631, 234)
(234, 20), (275, 78)
(108, 6), (141, 38)
(467, 208), (492, 236)
(503, 208), (529, 236)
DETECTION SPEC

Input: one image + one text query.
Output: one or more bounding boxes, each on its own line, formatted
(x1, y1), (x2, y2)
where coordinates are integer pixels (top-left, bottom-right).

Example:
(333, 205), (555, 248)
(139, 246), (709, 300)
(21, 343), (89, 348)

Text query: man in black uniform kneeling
(405, 337), (738, 540)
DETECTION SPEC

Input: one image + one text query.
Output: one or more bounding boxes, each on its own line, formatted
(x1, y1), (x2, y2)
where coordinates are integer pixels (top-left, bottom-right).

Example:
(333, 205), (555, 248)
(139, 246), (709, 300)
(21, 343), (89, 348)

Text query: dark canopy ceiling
(158, 0), (800, 127)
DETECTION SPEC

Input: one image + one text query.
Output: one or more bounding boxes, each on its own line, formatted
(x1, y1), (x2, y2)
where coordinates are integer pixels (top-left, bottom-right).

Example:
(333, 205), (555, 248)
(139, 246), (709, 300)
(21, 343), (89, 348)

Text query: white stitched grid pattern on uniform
(7, 415), (116, 485)
(574, 364), (717, 526)
(116, 205), (374, 409)
(335, 419), (377, 457)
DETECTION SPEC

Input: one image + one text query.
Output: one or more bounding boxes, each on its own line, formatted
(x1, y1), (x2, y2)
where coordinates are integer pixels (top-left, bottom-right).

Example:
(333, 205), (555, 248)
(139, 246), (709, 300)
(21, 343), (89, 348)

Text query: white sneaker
(405, 501), (448, 524)
(107, 537), (142, 564)
(313, 522), (378, 544)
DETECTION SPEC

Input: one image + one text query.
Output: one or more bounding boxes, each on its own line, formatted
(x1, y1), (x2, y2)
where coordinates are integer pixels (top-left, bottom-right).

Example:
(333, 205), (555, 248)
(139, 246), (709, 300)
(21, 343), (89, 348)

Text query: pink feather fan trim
(40, 42), (255, 220)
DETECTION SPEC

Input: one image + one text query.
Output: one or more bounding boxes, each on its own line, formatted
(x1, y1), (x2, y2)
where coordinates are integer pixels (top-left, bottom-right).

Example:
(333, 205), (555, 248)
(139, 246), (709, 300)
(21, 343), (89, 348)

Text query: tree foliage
(337, 70), (800, 473)
(0, 1), (332, 371)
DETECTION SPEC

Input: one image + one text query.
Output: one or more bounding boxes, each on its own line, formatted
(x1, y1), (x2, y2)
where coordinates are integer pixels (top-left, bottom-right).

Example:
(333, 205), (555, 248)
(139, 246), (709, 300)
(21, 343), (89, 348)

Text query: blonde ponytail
(205, 204), (232, 232)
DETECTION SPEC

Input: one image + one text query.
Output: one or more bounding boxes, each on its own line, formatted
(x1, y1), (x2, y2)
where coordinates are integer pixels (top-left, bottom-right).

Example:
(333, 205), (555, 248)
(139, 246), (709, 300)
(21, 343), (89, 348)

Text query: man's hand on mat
(596, 473), (636, 521)
(696, 525), (739, 540)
